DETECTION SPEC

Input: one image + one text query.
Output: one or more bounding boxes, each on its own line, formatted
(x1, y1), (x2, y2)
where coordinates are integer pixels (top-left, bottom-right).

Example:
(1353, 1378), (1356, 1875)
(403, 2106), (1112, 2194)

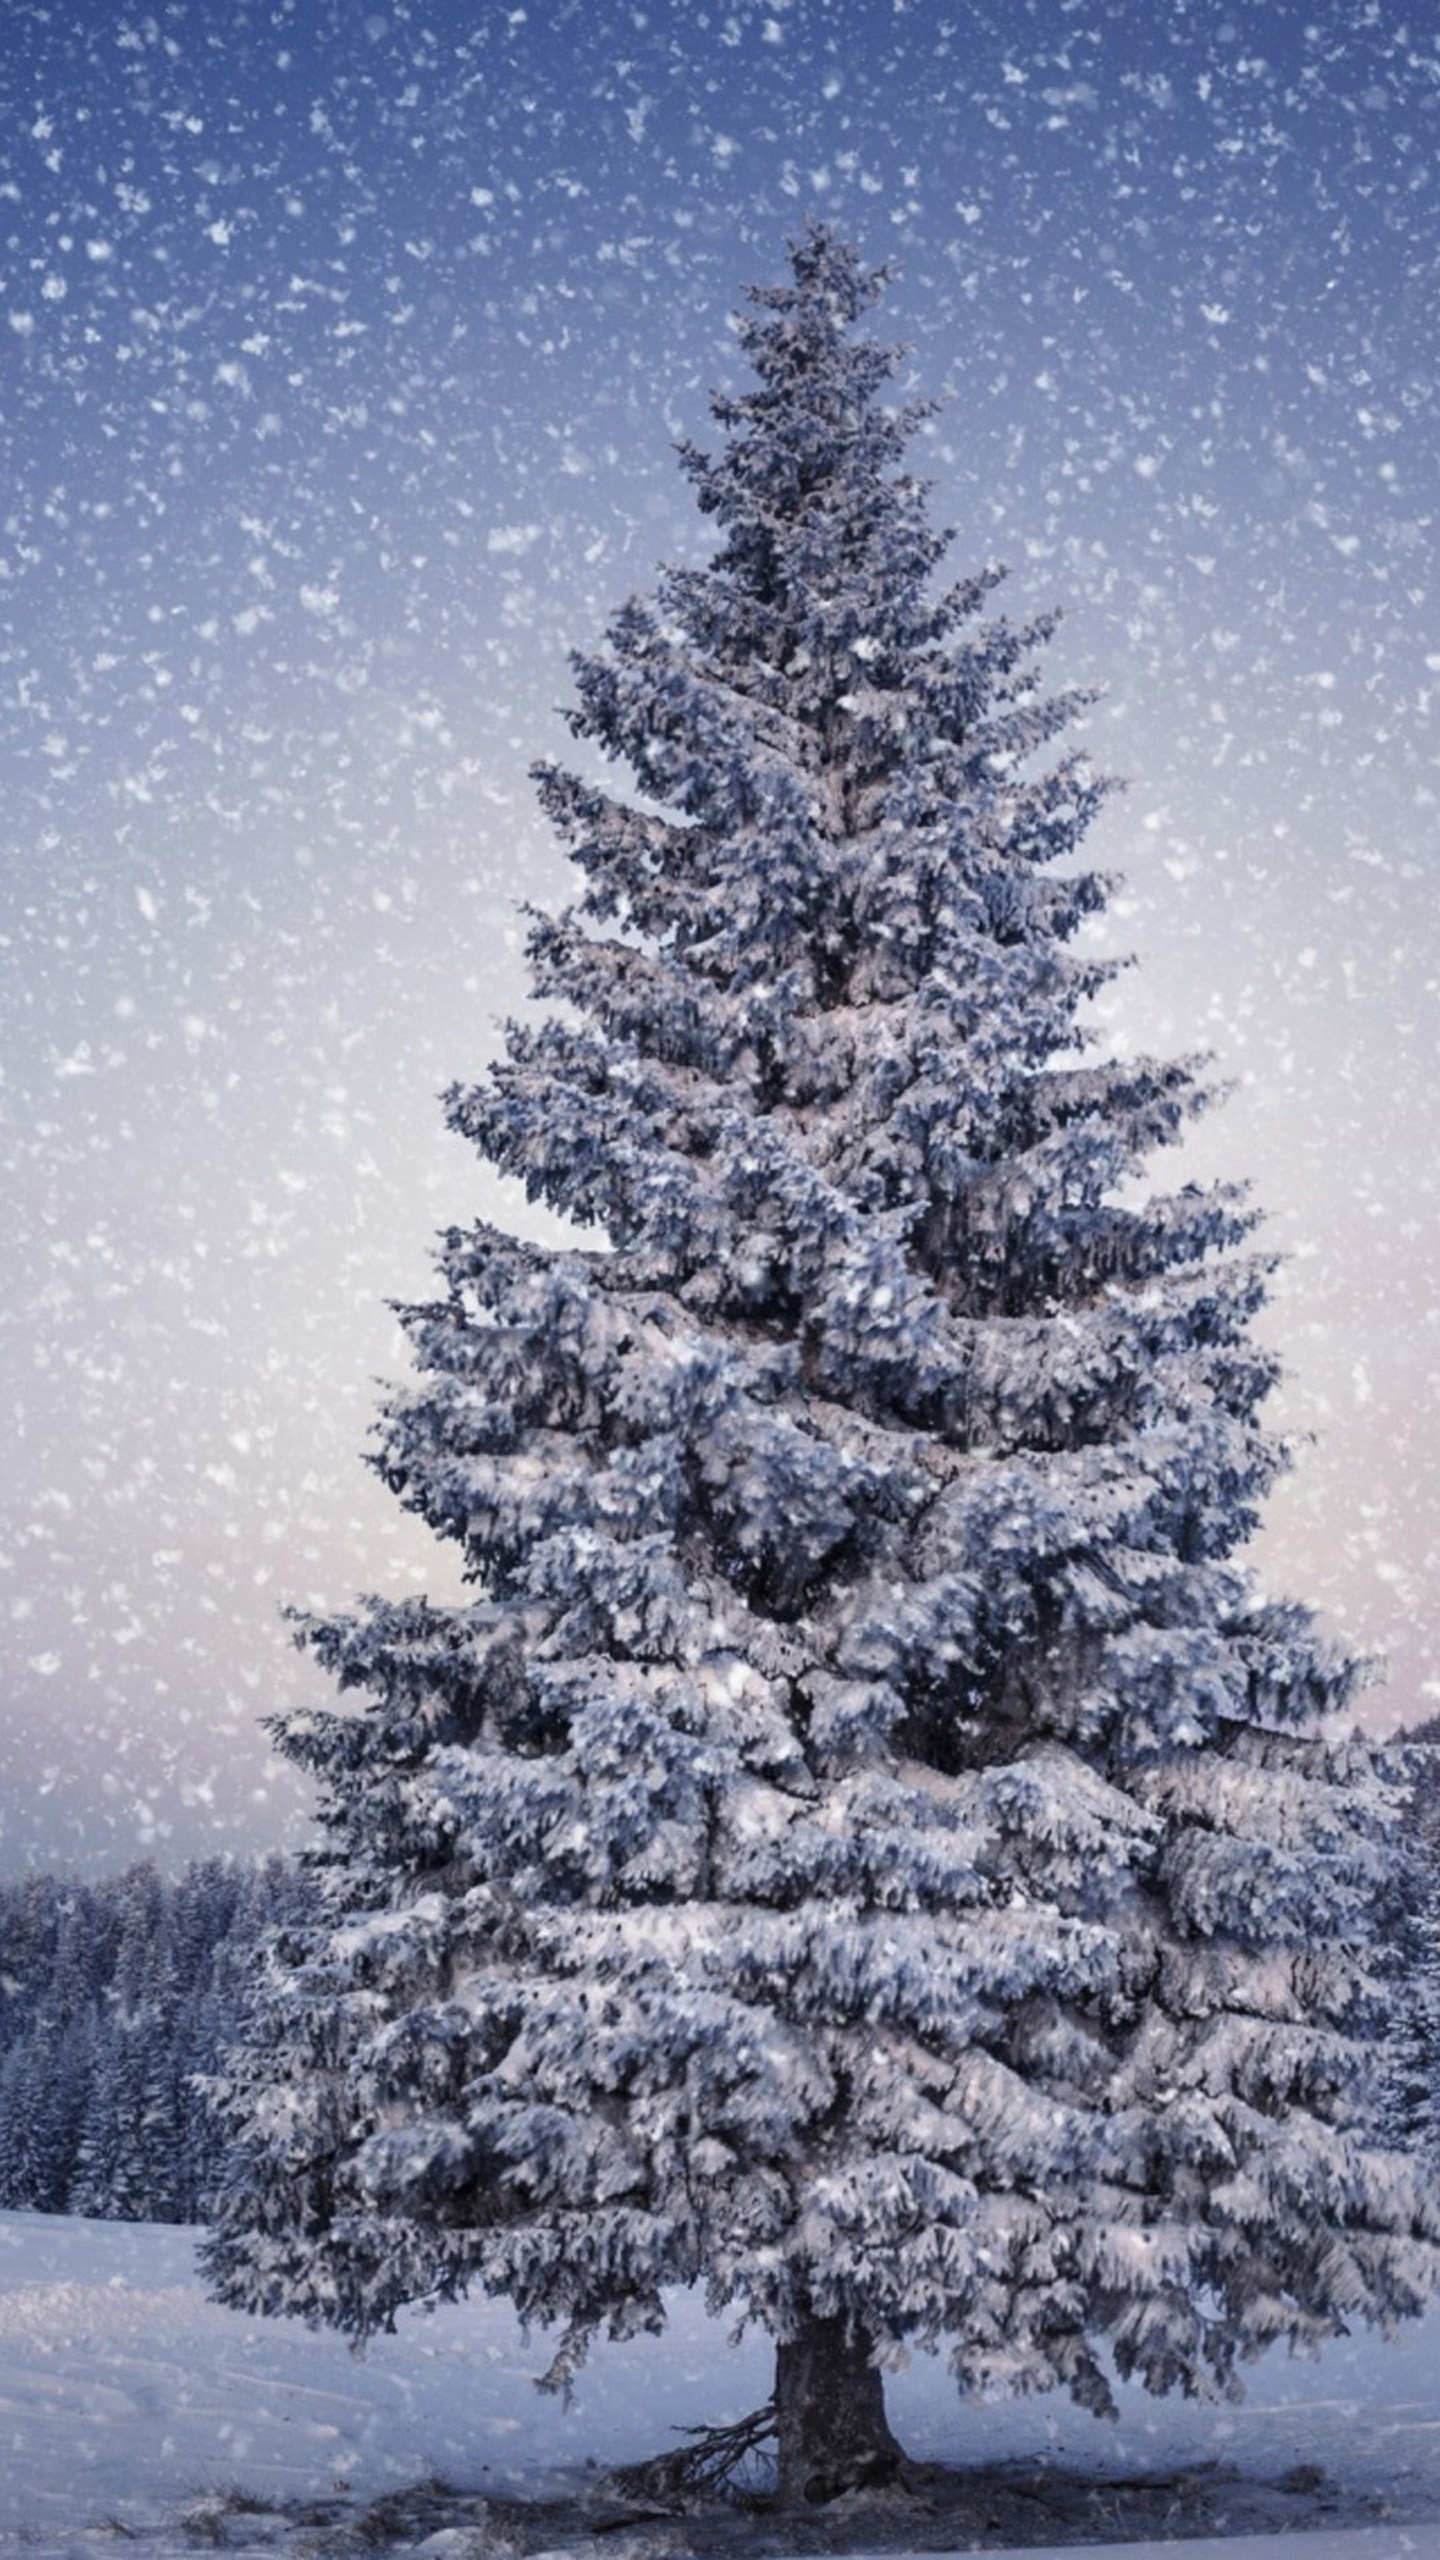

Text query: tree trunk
(774, 2313), (903, 2506)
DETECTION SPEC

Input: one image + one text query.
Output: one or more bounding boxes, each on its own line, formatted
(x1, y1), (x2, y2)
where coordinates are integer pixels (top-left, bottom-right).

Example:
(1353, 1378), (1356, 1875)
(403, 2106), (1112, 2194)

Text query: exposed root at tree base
(609, 2404), (779, 2501)
(608, 2407), (912, 2511)
(159, 2450), (1416, 2555)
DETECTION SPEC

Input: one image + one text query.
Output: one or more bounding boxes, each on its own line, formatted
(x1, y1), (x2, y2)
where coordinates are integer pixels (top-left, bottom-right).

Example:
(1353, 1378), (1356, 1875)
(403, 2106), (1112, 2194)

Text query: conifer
(202, 228), (1435, 2502)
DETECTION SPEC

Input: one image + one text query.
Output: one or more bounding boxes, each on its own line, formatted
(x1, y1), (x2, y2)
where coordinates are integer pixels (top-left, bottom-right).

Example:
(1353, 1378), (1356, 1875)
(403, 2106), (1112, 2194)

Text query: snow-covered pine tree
(202, 225), (1436, 2504)
(1379, 1724), (1440, 2168)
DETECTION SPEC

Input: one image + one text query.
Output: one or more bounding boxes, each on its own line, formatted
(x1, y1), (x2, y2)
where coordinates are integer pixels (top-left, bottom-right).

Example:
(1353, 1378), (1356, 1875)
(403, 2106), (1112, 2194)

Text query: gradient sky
(1, 0), (1436, 1875)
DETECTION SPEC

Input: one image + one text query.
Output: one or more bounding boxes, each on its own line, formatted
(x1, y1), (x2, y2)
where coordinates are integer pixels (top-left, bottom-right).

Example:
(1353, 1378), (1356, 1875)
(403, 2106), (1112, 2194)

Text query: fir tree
(1378, 1725), (1440, 2165)
(202, 227), (1436, 2503)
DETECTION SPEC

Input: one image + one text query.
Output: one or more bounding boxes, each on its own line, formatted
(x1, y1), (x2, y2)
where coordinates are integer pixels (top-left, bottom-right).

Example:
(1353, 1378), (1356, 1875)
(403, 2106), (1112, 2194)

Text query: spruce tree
(1380, 1729), (1440, 2166)
(203, 227), (1435, 2503)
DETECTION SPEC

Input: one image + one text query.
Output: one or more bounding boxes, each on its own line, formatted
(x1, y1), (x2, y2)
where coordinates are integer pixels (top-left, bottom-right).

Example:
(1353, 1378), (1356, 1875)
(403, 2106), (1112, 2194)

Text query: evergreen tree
(1378, 1726), (1440, 2164)
(0, 1873), (90, 2214)
(202, 228), (1436, 2502)
(0, 2024), (85, 2213)
(69, 2026), (125, 2221)
(20, 1892), (102, 2212)
(0, 1874), (63, 2065)
(1384, 1900), (1440, 2170)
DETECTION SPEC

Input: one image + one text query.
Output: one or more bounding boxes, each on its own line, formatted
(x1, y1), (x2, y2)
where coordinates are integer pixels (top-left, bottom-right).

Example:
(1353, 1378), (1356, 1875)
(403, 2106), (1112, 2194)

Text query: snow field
(3, 2212), (1440, 2556)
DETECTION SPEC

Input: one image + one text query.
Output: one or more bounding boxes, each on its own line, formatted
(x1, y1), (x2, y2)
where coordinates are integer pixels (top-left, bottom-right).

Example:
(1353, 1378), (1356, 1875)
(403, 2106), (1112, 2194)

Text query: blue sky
(1, 0), (1436, 1870)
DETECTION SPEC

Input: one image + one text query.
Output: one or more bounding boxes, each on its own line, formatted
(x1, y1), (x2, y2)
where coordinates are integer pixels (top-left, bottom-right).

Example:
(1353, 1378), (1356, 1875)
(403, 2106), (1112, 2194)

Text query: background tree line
(0, 1855), (314, 2223)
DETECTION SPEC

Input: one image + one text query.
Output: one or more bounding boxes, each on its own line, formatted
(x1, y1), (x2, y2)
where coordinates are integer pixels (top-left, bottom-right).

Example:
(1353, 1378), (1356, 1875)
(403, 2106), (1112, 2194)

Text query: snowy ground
(1, 2213), (1438, 2559)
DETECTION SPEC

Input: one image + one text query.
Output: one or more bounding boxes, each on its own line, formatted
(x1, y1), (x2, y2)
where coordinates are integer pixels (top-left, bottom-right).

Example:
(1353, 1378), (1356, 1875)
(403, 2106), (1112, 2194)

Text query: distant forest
(0, 1856), (314, 2223)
